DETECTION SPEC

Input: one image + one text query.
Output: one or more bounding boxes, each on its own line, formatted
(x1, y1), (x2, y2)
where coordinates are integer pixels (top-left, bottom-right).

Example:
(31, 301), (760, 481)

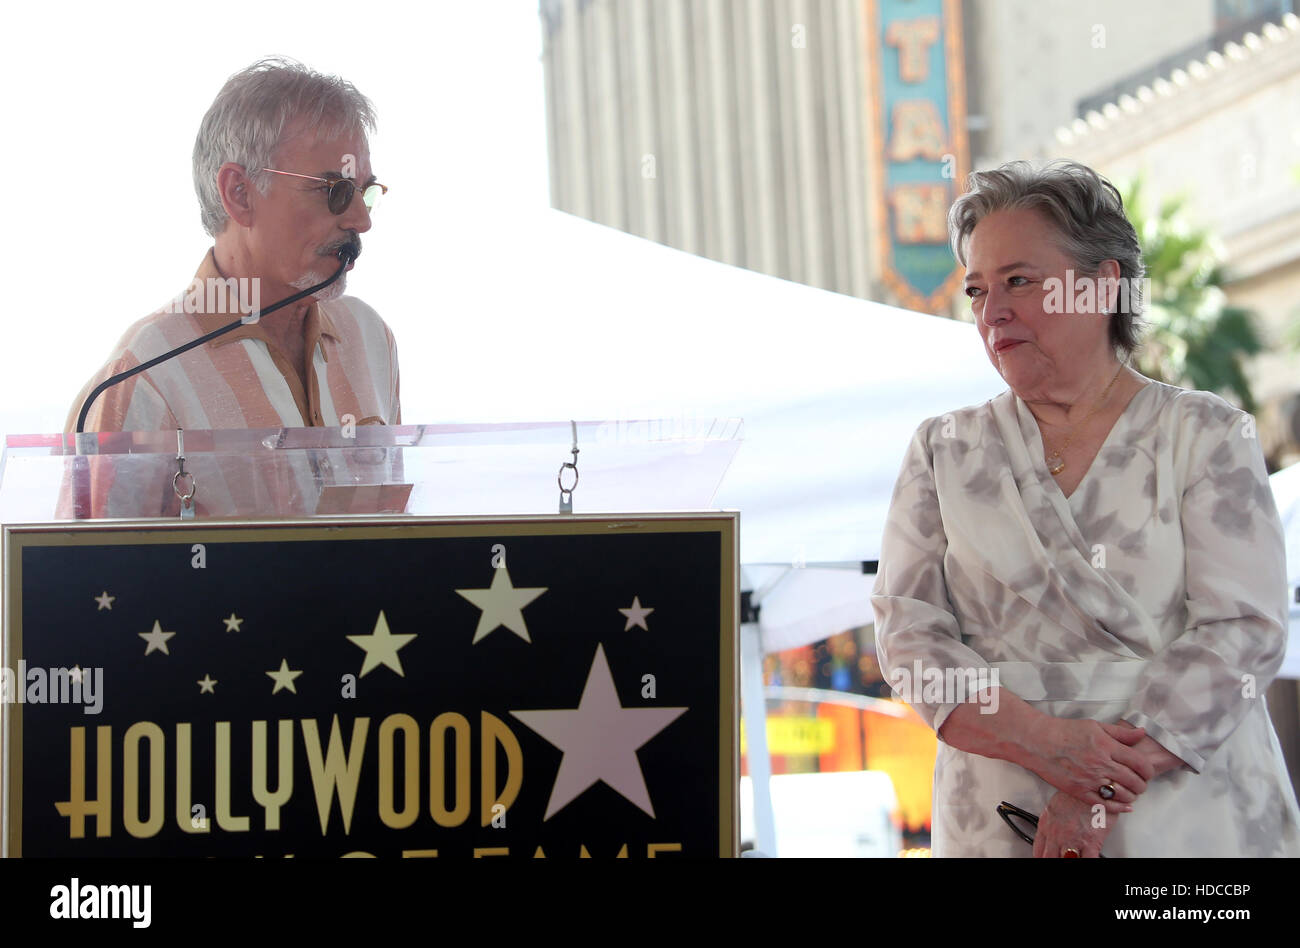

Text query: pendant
(1047, 454), (1066, 476)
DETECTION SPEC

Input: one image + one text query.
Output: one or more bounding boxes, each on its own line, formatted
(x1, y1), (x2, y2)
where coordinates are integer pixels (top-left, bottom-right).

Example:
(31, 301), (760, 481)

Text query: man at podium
(65, 57), (401, 434)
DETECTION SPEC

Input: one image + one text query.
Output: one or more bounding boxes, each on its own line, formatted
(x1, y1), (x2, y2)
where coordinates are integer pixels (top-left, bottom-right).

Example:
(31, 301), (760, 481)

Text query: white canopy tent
(433, 209), (1008, 563)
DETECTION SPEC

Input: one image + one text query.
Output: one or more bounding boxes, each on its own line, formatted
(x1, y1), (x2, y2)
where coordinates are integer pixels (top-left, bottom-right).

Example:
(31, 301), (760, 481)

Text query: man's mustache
(324, 237), (362, 260)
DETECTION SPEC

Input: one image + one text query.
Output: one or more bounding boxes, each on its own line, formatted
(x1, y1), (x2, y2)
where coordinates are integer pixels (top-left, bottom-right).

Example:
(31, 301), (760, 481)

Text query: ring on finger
(1098, 783), (1117, 800)
(1062, 847), (1081, 858)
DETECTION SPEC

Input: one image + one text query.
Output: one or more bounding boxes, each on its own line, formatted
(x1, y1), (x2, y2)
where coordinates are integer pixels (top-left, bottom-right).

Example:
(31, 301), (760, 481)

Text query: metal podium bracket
(557, 419), (579, 514)
(172, 427), (196, 520)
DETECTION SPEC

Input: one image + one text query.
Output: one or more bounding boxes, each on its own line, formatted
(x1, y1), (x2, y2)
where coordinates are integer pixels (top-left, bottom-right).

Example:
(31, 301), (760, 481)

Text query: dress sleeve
(1120, 402), (1289, 773)
(871, 418), (996, 738)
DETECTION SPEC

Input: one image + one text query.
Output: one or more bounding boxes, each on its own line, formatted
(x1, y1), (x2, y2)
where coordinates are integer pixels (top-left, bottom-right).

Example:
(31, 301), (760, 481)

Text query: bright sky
(1, 0), (551, 437)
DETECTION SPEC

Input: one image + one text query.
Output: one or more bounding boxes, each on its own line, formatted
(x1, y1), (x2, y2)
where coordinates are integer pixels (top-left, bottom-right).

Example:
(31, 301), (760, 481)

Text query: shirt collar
(187, 248), (340, 349)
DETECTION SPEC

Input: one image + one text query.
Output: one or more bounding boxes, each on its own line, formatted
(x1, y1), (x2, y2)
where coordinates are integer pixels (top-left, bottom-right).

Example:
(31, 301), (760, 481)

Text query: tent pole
(740, 618), (777, 856)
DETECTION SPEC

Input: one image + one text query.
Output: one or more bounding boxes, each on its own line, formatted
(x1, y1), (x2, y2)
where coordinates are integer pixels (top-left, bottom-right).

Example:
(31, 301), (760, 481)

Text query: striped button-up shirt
(65, 249), (401, 433)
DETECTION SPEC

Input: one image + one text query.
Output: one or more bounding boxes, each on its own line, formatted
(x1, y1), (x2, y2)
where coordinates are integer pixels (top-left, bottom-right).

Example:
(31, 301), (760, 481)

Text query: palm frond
(1122, 171), (1260, 410)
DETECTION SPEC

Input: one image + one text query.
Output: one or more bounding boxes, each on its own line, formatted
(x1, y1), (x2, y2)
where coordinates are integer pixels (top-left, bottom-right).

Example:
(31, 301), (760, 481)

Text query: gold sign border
(2, 512), (739, 859)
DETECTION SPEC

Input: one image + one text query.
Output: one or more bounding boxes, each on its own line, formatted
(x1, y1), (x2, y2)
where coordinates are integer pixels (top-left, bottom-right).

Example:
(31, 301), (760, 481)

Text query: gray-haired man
(67, 57), (400, 433)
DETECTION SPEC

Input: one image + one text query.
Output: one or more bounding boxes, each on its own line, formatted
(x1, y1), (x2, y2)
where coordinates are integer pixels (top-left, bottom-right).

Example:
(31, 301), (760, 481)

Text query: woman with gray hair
(871, 159), (1300, 857)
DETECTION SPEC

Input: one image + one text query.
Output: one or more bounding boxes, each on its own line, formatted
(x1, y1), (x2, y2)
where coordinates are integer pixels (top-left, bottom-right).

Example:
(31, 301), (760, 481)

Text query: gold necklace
(1044, 360), (1129, 476)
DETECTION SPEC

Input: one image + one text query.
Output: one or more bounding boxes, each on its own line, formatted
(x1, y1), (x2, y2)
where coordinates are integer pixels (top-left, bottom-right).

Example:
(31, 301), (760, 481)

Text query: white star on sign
(197, 674), (217, 694)
(455, 567), (547, 644)
(347, 610), (417, 677)
(511, 644), (687, 819)
(266, 659), (303, 695)
(222, 613), (244, 632)
(619, 596), (655, 631)
(94, 591), (115, 611)
(139, 620), (176, 655)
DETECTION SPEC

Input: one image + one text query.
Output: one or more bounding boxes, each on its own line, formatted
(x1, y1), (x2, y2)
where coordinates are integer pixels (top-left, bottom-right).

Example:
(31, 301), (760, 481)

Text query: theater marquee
(867, 0), (970, 313)
(2, 515), (738, 858)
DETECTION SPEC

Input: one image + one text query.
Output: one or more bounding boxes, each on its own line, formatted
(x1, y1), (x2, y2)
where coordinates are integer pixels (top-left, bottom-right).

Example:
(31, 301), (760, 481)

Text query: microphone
(75, 248), (356, 435)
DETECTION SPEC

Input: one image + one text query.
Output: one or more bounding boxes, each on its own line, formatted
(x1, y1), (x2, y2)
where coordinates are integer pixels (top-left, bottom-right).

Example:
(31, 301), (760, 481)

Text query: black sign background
(5, 516), (736, 857)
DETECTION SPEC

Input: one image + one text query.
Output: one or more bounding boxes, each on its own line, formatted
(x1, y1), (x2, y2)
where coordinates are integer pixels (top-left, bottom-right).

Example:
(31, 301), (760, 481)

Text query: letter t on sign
(885, 17), (940, 83)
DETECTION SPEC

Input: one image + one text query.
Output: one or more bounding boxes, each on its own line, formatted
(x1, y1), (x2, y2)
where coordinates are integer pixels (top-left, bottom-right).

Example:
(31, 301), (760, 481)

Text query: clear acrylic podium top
(0, 420), (743, 522)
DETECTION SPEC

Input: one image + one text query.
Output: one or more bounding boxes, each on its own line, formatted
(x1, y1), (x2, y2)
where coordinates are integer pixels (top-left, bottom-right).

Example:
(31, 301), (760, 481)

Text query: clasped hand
(1027, 717), (1154, 814)
(1028, 718), (1156, 858)
(1033, 791), (1112, 858)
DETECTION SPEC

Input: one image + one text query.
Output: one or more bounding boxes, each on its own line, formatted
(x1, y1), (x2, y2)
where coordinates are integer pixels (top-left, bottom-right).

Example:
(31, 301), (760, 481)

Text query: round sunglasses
(260, 168), (387, 215)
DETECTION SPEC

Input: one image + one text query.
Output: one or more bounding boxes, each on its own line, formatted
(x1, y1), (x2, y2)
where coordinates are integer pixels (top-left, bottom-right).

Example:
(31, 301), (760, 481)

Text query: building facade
(1050, 12), (1300, 468)
(541, 0), (878, 300)
(541, 0), (1230, 309)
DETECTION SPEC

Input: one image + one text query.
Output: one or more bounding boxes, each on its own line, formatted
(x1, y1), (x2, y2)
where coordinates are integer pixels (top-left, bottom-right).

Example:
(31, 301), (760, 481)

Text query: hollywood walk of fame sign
(1, 514), (737, 857)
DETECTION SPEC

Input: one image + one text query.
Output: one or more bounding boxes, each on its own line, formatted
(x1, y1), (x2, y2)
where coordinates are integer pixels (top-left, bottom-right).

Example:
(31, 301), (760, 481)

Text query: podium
(0, 422), (740, 858)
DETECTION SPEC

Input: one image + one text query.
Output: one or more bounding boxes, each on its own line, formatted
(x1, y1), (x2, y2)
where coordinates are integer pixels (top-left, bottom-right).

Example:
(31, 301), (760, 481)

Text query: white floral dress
(871, 379), (1300, 856)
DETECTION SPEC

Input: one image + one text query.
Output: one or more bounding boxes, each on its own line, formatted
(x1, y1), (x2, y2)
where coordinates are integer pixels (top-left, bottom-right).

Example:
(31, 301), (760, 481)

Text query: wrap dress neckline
(1015, 377), (1154, 503)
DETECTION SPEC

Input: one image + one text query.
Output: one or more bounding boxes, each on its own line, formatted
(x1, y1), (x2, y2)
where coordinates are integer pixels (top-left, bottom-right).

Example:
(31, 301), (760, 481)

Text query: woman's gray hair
(193, 57), (377, 237)
(948, 159), (1147, 358)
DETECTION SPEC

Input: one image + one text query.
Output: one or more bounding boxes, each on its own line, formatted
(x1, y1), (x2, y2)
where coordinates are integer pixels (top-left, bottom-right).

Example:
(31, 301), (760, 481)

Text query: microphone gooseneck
(75, 253), (353, 435)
